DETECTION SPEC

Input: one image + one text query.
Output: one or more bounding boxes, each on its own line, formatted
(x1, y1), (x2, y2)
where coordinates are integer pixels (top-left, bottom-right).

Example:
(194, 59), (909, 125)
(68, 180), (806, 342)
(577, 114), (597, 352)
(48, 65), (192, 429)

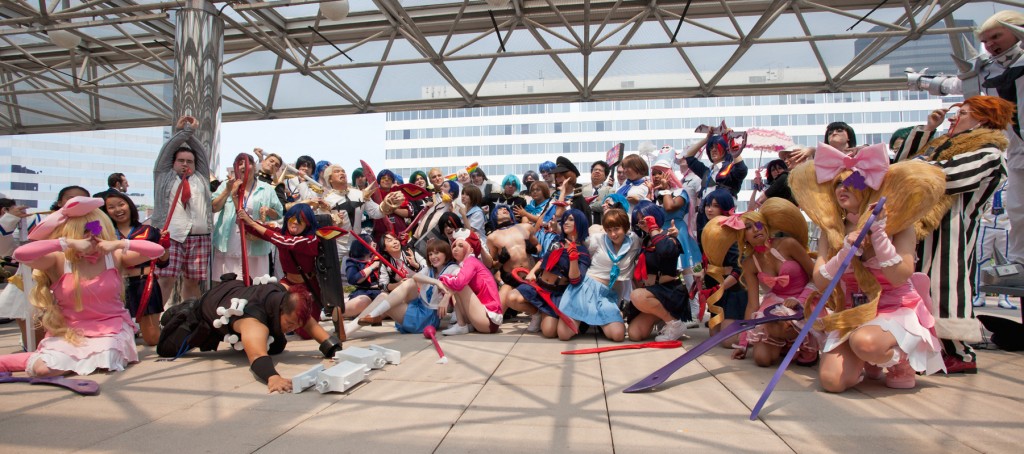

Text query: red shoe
(943, 354), (978, 374)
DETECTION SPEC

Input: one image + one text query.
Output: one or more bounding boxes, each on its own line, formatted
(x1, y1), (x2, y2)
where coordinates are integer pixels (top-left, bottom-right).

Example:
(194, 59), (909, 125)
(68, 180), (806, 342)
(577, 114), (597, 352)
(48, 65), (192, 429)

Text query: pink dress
(439, 256), (503, 317)
(747, 249), (818, 355)
(27, 254), (138, 376)
(823, 259), (944, 375)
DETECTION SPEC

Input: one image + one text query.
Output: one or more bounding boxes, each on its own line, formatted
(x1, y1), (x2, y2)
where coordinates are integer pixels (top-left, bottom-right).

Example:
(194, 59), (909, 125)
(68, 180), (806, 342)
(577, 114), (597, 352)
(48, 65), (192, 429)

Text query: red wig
(963, 95), (1016, 130)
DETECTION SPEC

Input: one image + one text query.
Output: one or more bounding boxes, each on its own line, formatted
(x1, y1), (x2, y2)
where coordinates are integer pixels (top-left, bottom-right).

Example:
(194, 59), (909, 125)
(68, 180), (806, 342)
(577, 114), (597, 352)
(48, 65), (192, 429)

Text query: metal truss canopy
(0, 0), (1017, 135)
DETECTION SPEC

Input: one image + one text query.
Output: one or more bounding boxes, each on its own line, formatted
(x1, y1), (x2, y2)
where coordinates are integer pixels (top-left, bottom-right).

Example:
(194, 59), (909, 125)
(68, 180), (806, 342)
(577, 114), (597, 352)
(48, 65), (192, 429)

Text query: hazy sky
(219, 112), (387, 181)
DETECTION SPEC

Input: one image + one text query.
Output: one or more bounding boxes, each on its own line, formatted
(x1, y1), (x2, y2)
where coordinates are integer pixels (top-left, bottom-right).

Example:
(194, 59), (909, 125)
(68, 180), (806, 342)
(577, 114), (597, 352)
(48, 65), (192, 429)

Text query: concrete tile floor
(1, 298), (1022, 454)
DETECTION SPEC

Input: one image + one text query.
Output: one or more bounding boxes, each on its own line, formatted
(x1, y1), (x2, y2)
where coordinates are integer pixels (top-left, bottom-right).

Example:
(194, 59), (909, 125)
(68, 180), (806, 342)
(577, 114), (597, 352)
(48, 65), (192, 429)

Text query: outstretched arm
(234, 317), (291, 393)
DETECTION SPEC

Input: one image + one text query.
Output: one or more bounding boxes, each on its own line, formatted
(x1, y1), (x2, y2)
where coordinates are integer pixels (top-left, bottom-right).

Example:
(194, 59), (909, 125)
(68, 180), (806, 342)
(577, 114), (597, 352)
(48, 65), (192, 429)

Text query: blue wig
(445, 180), (461, 197)
(559, 208), (590, 244)
(501, 174), (521, 192)
(313, 160), (331, 184)
(631, 200), (666, 237)
(539, 161), (556, 173)
(489, 204), (517, 226)
(377, 169), (404, 185)
(706, 135), (732, 161)
(348, 233), (375, 260)
(696, 187), (736, 236)
(602, 193), (631, 214)
(281, 204), (319, 236)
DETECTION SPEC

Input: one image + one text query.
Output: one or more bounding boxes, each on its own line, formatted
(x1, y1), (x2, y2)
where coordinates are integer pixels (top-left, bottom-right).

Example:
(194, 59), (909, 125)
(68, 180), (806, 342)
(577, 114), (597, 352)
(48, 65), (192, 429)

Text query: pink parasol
(743, 128), (796, 151)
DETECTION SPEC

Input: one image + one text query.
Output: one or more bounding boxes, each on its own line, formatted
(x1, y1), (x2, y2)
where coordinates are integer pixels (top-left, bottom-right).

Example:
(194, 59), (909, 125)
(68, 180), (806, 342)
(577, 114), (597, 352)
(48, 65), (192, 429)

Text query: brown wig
(621, 154), (650, 177)
(425, 238), (455, 265)
(530, 180), (551, 200)
(601, 208), (630, 231)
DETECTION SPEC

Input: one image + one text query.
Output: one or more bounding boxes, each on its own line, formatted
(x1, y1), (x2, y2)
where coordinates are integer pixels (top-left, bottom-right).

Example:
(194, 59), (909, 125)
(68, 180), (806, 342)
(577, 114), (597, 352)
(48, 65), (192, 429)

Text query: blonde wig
(699, 217), (736, 328)
(30, 209), (122, 343)
(789, 159), (946, 336)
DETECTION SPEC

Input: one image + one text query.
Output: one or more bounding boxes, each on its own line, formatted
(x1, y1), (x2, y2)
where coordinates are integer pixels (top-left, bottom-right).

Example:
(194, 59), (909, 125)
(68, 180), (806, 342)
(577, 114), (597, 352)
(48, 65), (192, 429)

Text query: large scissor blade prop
(512, 267), (578, 335)
(0, 372), (100, 396)
(562, 340), (681, 355)
(749, 198), (886, 420)
(623, 304), (804, 393)
(360, 159), (396, 235)
(401, 206), (431, 244)
(360, 160), (382, 204)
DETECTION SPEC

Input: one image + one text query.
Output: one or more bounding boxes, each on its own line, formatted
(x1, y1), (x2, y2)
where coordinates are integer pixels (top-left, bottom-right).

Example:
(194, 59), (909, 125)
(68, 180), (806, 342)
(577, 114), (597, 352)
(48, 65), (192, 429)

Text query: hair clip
(85, 220), (102, 236)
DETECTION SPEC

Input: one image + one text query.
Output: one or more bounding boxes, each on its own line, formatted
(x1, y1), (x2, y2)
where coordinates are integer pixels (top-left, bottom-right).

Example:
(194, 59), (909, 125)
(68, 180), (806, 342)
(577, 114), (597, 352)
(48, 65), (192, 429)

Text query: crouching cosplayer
(790, 143), (948, 392)
(158, 279), (341, 393)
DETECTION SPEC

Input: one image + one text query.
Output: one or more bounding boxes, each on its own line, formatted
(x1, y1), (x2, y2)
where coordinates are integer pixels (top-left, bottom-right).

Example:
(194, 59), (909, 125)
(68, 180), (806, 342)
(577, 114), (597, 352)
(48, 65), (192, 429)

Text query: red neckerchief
(544, 248), (564, 273)
(633, 232), (668, 281)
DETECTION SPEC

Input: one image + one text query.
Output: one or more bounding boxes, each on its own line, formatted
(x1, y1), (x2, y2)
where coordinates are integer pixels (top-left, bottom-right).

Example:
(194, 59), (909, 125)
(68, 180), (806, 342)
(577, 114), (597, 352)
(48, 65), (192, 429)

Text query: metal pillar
(174, 0), (222, 294)
(174, 0), (223, 174)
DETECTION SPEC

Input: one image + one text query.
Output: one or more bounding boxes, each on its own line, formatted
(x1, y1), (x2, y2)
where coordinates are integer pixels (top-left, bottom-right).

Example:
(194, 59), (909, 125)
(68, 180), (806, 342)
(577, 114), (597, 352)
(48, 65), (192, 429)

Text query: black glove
(319, 334), (342, 358)
(497, 246), (511, 264)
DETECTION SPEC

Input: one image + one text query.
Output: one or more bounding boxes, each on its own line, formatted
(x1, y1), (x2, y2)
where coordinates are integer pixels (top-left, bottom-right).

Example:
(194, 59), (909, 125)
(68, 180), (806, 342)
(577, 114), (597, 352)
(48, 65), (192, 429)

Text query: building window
(11, 182), (38, 191)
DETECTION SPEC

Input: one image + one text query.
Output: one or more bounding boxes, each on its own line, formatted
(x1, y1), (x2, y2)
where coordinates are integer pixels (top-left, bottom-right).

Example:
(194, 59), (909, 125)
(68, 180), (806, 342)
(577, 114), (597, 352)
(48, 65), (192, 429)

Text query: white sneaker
(441, 323), (470, 336)
(526, 312), (542, 333)
(655, 319), (687, 342)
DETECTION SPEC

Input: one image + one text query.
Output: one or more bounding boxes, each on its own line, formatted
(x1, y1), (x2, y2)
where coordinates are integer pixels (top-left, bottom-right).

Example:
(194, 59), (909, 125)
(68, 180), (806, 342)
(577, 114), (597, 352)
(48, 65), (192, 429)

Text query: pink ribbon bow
(28, 196), (105, 241)
(760, 274), (790, 289)
(718, 210), (745, 230)
(814, 143), (889, 190)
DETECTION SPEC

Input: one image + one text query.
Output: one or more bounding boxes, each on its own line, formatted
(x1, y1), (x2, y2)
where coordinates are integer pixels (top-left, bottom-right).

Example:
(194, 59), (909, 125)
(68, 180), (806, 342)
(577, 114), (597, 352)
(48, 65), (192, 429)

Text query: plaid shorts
(155, 235), (210, 281)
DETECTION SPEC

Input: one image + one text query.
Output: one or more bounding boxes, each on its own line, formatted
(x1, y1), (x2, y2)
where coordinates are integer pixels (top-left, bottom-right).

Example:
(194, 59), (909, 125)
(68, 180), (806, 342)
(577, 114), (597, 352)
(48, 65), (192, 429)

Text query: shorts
(499, 269), (518, 287)
(155, 235), (210, 281)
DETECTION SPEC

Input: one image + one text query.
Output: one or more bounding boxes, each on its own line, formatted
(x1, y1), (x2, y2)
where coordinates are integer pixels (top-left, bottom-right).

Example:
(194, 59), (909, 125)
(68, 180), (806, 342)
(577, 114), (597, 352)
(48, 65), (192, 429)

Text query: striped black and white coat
(895, 126), (1007, 343)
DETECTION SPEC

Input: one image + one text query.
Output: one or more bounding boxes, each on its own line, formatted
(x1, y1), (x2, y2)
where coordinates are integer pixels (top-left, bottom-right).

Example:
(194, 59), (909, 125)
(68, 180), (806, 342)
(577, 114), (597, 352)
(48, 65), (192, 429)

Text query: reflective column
(174, 0), (223, 173)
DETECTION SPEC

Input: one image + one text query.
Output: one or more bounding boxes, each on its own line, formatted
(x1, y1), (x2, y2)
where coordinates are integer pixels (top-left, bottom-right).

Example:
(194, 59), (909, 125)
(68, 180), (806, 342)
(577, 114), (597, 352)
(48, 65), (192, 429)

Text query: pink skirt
(748, 285), (820, 351)
(26, 323), (138, 376)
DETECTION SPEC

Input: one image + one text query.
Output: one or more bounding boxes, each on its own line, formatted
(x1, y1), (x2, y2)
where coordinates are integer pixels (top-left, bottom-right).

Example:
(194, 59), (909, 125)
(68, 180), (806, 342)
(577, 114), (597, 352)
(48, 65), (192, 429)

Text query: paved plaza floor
(1, 299), (1022, 454)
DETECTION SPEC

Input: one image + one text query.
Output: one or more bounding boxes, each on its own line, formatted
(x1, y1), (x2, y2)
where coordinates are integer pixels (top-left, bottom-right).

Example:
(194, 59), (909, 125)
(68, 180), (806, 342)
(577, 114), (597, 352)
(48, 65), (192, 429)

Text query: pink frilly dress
(822, 257), (945, 375)
(26, 254), (138, 376)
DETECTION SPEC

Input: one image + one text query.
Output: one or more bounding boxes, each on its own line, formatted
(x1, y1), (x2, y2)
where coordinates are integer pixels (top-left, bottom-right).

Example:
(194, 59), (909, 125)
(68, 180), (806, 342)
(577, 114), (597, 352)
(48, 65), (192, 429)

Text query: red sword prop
(561, 340), (682, 355)
(512, 267), (578, 335)
(235, 154), (253, 286)
(319, 226), (407, 279)
(135, 168), (191, 320)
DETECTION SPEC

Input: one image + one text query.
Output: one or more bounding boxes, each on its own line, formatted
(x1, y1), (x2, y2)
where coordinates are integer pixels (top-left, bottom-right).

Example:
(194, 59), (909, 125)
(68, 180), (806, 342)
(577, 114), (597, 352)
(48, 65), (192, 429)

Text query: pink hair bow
(28, 196), (104, 241)
(814, 143), (889, 190)
(718, 210), (745, 230)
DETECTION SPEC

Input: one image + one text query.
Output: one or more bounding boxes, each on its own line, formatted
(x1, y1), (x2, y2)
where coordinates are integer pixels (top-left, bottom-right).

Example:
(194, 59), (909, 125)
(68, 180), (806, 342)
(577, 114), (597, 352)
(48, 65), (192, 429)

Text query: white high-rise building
(384, 88), (956, 210)
(0, 128), (164, 210)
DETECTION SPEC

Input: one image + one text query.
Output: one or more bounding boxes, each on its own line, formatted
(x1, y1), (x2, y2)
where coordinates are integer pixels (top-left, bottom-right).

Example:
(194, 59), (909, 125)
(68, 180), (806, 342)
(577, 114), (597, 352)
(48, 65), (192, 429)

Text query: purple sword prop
(749, 197), (886, 420)
(623, 303), (804, 393)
